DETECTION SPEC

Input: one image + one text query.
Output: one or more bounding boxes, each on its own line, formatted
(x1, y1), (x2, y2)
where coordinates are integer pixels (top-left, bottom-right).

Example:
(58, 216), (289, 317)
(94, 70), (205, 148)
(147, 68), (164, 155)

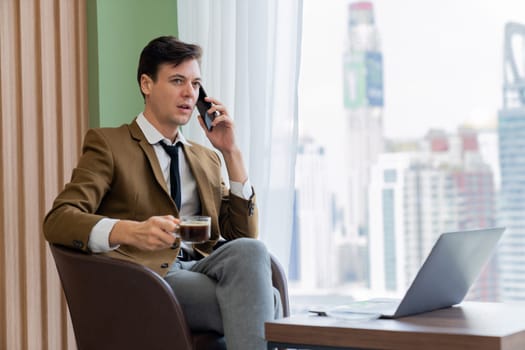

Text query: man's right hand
(108, 215), (179, 251)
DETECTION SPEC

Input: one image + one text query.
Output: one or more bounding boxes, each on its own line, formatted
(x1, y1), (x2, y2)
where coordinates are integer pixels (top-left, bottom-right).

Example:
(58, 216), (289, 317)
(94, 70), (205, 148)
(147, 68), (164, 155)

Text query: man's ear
(140, 74), (152, 96)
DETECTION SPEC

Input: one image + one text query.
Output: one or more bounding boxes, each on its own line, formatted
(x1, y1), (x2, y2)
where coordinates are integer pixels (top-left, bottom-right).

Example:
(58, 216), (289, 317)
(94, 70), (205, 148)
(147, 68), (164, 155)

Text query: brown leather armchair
(49, 243), (289, 350)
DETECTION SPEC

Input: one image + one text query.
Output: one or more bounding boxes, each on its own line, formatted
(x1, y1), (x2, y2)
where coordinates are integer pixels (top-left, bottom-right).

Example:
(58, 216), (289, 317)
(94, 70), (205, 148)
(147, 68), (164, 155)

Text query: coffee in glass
(175, 216), (211, 243)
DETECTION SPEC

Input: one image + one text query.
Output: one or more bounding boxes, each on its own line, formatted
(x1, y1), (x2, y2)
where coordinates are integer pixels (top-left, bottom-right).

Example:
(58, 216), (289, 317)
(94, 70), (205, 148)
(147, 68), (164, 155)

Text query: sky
(299, 0), (525, 142)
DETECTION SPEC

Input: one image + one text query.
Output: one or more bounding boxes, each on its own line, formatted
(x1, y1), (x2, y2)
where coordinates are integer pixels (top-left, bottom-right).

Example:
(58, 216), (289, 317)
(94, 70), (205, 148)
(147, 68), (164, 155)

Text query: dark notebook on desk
(329, 227), (505, 319)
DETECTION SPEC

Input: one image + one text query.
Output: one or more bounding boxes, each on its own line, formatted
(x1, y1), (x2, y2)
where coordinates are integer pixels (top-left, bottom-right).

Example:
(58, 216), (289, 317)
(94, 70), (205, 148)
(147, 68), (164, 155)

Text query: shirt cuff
(88, 218), (120, 253)
(230, 179), (253, 200)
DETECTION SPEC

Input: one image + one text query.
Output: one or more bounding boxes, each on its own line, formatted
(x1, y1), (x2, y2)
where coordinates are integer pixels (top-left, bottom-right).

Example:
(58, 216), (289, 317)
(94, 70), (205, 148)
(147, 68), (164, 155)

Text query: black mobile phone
(196, 86), (214, 131)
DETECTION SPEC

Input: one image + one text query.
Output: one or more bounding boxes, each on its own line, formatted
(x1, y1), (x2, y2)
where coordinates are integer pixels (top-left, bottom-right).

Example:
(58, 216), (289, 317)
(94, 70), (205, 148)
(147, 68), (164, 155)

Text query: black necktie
(159, 141), (182, 209)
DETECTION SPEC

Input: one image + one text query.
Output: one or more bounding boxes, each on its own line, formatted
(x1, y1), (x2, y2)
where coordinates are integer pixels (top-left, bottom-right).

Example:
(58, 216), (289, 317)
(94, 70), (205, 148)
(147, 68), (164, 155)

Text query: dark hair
(137, 36), (202, 98)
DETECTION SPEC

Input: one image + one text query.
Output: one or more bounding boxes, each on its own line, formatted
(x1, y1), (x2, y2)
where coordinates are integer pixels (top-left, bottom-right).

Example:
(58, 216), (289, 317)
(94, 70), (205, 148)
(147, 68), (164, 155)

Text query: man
(43, 36), (279, 349)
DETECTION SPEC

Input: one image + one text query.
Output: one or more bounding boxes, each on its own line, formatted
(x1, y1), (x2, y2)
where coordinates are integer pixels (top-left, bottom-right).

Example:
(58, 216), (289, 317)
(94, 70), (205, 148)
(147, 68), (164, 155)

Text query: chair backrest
(50, 244), (193, 350)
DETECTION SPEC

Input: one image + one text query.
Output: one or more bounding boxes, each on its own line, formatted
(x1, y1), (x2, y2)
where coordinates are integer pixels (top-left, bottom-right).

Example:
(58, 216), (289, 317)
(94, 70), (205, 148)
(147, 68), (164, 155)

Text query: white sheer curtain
(177, 0), (303, 268)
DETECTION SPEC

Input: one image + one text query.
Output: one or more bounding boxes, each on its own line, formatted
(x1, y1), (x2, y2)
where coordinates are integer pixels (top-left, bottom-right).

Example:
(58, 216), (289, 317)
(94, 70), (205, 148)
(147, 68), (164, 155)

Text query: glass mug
(173, 215), (211, 243)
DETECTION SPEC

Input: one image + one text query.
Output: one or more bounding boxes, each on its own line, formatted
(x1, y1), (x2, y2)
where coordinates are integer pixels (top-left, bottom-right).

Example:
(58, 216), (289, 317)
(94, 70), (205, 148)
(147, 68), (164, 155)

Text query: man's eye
(171, 79), (183, 85)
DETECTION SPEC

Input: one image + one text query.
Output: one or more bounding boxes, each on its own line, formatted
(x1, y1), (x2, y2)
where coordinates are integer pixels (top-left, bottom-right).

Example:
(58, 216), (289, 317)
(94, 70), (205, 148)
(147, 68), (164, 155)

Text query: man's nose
(183, 82), (197, 98)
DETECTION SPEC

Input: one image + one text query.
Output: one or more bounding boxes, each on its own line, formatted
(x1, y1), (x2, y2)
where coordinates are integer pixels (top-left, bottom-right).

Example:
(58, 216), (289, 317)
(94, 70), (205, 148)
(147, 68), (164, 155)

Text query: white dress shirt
(88, 113), (252, 253)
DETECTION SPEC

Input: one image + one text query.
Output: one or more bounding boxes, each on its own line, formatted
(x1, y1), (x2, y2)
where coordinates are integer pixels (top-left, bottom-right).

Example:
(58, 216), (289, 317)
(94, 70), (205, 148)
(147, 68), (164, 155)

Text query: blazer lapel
(128, 120), (171, 198)
(183, 144), (218, 217)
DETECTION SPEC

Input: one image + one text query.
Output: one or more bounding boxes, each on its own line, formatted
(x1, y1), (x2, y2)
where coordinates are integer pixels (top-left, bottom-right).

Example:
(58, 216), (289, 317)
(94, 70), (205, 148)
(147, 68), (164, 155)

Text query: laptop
(315, 227), (505, 319)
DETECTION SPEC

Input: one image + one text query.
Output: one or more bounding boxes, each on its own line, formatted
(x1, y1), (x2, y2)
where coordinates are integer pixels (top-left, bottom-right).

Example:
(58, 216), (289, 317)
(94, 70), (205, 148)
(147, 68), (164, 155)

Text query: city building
(369, 129), (497, 299)
(497, 22), (525, 301)
(291, 137), (339, 289)
(342, 0), (384, 286)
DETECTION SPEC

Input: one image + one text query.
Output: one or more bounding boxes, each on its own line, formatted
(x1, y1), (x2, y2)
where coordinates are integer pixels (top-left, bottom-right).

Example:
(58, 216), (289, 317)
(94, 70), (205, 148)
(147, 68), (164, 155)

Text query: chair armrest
(270, 253), (290, 317)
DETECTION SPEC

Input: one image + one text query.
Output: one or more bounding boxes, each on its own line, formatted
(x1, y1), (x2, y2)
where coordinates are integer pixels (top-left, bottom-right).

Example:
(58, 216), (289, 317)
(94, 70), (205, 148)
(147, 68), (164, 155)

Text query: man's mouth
(178, 104), (192, 110)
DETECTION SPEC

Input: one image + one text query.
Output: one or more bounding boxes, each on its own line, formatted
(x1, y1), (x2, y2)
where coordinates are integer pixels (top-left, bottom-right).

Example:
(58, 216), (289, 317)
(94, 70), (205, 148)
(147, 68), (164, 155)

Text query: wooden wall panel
(0, 0), (88, 349)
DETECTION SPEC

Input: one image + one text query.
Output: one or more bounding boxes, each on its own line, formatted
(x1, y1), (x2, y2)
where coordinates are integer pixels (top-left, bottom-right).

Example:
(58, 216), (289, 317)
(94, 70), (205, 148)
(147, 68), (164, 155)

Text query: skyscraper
(342, 1), (384, 284)
(292, 137), (338, 289)
(369, 130), (497, 299)
(497, 22), (525, 301)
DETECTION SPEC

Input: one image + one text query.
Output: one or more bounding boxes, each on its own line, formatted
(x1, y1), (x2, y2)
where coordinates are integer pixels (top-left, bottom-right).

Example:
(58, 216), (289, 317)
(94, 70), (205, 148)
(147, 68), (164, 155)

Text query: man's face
(141, 59), (201, 129)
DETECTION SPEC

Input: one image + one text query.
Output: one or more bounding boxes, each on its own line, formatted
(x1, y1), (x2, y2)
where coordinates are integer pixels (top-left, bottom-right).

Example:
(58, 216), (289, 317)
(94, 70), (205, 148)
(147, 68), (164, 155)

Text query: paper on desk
(309, 307), (381, 321)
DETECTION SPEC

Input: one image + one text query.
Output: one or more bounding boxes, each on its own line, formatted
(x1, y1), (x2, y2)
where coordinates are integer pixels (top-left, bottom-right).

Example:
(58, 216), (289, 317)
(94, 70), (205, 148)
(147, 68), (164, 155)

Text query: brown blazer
(43, 120), (258, 276)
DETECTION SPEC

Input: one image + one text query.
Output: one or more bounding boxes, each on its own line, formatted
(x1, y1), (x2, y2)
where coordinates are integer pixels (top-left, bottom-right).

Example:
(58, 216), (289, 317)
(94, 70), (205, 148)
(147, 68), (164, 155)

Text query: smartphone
(196, 86), (214, 131)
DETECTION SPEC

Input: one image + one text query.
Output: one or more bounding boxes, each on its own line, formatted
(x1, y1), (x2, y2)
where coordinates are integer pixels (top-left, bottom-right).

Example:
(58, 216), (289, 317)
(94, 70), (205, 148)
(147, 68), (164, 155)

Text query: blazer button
(72, 240), (84, 249)
(161, 263), (169, 269)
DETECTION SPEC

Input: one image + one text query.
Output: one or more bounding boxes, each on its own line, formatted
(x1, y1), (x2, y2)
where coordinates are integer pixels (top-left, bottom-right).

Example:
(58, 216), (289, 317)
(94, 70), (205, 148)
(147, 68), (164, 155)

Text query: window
(292, 0), (525, 311)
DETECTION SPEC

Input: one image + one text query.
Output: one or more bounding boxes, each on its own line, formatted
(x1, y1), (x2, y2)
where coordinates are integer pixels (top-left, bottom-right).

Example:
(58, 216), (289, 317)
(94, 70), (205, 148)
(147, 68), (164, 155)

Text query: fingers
(153, 215), (179, 243)
(198, 101), (234, 134)
(159, 215), (179, 232)
(134, 216), (179, 251)
(204, 96), (229, 118)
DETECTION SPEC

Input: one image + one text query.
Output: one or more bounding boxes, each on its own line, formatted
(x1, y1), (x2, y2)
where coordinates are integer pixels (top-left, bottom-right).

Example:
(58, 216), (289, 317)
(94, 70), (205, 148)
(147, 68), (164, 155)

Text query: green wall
(87, 0), (178, 128)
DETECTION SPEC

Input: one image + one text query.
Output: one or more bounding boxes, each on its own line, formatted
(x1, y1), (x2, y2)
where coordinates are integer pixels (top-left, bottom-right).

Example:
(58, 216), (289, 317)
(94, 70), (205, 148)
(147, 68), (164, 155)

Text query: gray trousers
(164, 238), (282, 350)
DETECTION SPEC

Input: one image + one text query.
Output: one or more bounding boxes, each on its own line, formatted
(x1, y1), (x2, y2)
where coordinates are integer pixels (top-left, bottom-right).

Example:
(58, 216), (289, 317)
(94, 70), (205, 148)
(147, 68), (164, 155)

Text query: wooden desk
(265, 302), (525, 350)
